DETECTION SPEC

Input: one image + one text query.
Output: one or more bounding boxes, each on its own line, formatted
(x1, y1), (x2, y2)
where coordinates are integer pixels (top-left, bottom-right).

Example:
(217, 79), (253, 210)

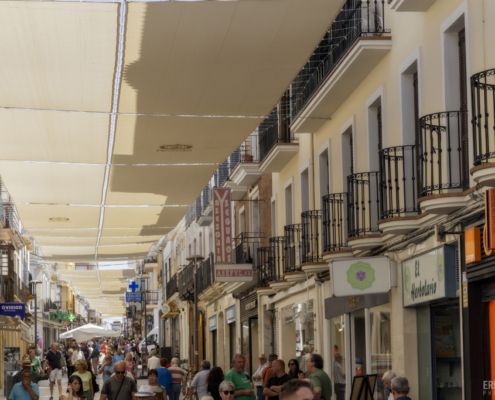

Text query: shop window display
(369, 304), (392, 400)
(331, 315), (346, 400)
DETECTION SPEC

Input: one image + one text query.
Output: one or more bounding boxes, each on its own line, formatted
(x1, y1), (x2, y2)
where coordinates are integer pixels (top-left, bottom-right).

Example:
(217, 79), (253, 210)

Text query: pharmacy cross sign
(129, 282), (139, 292)
(68, 314), (75, 322)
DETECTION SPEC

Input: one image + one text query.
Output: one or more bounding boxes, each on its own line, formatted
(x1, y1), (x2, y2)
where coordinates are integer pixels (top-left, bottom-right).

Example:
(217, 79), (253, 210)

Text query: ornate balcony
(418, 111), (470, 214)
(471, 68), (495, 187)
(301, 210), (327, 273)
(322, 193), (353, 261)
(347, 171), (383, 250)
(283, 224), (305, 283)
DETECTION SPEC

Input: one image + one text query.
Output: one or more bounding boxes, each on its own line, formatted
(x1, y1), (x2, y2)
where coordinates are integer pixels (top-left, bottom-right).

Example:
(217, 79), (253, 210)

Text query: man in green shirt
(224, 354), (255, 400)
(13, 360), (49, 385)
(306, 354), (332, 400)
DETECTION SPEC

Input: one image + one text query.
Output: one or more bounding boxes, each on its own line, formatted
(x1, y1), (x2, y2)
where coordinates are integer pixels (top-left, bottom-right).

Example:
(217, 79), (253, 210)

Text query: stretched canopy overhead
(59, 324), (121, 342)
(0, 0), (344, 261)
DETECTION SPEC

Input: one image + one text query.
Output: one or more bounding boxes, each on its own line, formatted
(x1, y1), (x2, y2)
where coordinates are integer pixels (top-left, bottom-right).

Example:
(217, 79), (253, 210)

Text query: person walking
(61, 375), (85, 400)
(125, 353), (137, 381)
(100, 360), (137, 400)
(98, 354), (115, 384)
(306, 354), (332, 400)
(206, 366), (224, 400)
(89, 344), (100, 376)
(168, 358), (187, 400)
(332, 354), (345, 400)
(263, 360), (293, 400)
(156, 359), (173, 399)
(112, 347), (125, 364)
(224, 354), (255, 400)
(81, 345), (90, 363)
(261, 355), (277, 400)
(13, 360), (48, 385)
(390, 377), (411, 400)
(9, 371), (39, 400)
(252, 354), (267, 400)
(66, 349), (74, 377)
(43, 343), (64, 400)
(100, 341), (108, 355)
(147, 370), (167, 400)
(147, 350), (161, 373)
(72, 360), (94, 400)
(190, 360), (211, 400)
(382, 371), (396, 400)
(287, 360), (304, 380)
(28, 350), (41, 374)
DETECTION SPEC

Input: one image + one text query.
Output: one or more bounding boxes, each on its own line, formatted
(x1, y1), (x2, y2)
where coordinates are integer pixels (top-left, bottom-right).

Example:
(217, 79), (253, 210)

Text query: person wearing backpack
(89, 343), (100, 376)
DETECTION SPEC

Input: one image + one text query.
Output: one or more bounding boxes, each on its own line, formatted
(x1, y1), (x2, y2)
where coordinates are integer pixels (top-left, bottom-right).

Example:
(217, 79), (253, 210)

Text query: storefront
(209, 315), (218, 366)
(325, 257), (393, 400)
(402, 245), (460, 400)
(240, 290), (258, 377)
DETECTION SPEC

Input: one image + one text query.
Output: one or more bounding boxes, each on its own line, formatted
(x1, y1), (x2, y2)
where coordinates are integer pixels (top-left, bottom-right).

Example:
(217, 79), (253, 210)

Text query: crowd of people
(8, 340), (413, 400)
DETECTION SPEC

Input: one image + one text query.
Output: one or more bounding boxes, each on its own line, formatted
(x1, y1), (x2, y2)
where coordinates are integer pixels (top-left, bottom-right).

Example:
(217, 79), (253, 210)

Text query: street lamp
(29, 280), (42, 351)
(186, 254), (204, 371)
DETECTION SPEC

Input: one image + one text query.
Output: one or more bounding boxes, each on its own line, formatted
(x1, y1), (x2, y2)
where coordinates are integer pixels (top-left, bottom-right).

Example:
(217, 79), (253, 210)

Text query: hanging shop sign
(161, 304), (170, 314)
(465, 226), (481, 264)
(20, 321), (33, 343)
(402, 245), (457, 307)
(209, 315), (217, 331)
(226, 305), (236, 324)
(49, 310), (70, 322)
(331, 257), (392, 297)
(125, 292), (143, 303)
(213, 188), (233, 264)
(0, 303), (25, 321)
(215, 263), (253, 282)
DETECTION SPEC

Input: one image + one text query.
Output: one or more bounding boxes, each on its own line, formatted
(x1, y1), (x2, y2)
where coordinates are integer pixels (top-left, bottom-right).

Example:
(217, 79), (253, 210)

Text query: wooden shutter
(459, 28), (469, 187)
(377, 106), (383, 151)
(350, 132), (354, 176)
(413, 72), (421, 196)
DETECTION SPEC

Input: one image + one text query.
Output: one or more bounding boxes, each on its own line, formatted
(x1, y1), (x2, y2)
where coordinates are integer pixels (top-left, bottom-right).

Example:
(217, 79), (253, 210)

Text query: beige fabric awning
(0, 0), (345, 315)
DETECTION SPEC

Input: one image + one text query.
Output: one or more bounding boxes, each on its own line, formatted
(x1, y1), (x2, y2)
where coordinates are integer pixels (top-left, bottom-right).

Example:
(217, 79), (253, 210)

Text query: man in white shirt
(147, 350), (161, 373)
(383, 371), (396, 400)
(252, 354), (268, 400)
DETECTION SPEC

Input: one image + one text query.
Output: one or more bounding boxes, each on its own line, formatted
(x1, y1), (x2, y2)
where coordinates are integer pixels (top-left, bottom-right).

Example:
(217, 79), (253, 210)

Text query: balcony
(143, 258), (158, 273)
(234, 233), (261, 265)
(198, 253), (224, 301)
(347, 171), (383, 250)
(390, 0), (437, 12)
(165, 273), (178, 301)
(418, 111), (470, 214)
(470, 68), (495, 187)
(283, 224), (305, 283)
(267, 236), (291, 291)
(322, 193), (353, 261)
(198, 184), (213, 227)
(291, 0), (391, 134)
(230, 139), (262, 189)
(178, 261), (195, 302)
(259, 108), (299, 173)
(257, 238), (286, 295)
(301, 210), (328, 273)
(143, 291), (159, 308)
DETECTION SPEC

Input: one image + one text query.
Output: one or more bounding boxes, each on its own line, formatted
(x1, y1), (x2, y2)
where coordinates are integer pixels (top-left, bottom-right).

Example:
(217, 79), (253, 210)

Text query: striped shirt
(168, 365), (186, 384)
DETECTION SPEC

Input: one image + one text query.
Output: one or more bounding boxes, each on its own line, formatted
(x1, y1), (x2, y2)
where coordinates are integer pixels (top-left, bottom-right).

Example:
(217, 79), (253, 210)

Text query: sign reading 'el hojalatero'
(213, 188), (232, 264)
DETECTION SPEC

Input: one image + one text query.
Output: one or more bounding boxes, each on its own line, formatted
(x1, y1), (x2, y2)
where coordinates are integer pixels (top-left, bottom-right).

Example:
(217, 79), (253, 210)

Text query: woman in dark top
(288, 359), (305, 379)
(207, 366), (224, 400)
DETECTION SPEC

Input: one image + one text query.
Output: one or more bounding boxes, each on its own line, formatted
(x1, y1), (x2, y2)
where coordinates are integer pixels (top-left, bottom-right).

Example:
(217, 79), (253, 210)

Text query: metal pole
(144, 292), (147, 345)
(193, 257), (198, 371)
(34, 290), (37, 350)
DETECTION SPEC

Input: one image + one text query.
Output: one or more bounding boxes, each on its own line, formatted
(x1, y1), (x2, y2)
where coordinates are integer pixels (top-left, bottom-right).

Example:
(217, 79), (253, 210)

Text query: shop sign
(226, 306), (236, 324)
(245, 300), (257, 311)
(161, 304), (170, 314)
(125, 292), (143, 302)
(465, 227), (481, 264)
(215, 264), (253, 282)
(213, 188), (232, 264)
(50, 311), (71, 321)
(402, 245), (457, 307)
(209, 315), (217, 331)
(282, 305), (297, 324)
(462, 272), (468, 308)
(331, 257), (391, 297)
(20, 321), (32, 343)
(0, 303), (25, 321)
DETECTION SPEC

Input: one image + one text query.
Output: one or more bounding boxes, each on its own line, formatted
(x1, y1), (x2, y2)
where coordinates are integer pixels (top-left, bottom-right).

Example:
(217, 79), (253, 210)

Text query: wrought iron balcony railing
(472, 68), (495, 166)
(234, 232), (261, 265)
(348, 171), (381, 237)
(165, 274), (178, 301)
(178, 262), (195, 293)
(259, 105), (293, 162)
(292, 0), (389, 119)
(322, 193), (348, 252)
(301, 210), (323, 263)
(284, 224), (302, 273)
(379, 145), (419, 219)
(419, 111), (469, 197)
(198, 253), (215, 295)
(257, 237), (285, 287)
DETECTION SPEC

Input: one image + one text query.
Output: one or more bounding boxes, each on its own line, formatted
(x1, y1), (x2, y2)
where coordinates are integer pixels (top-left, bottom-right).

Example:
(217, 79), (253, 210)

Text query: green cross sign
(68, 314), (75, 322)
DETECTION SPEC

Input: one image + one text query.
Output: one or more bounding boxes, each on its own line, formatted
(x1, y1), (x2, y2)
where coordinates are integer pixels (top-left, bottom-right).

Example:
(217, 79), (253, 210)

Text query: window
(300, 168), (310, 213)
(193, 239), (197, 255)
(271, 198), (277, 237)
(199, 232), (202, 256)
(239, 207), (246, 234)
(341, 123), (354, 192)
(319, 148), (330, 208)
(285, 183), (293, 225)
(367, 91), (384, 171)
(0, 250), (8, 275)
(251, 197), (260, 234)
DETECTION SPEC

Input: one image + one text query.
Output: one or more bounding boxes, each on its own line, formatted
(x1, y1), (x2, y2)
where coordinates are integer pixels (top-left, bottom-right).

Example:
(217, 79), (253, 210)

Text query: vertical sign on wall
(213, 188), (232, 264)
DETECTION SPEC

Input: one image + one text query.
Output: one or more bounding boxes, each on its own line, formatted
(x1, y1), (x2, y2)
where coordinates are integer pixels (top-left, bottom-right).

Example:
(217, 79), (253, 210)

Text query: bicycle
(181, 366), (198, 400)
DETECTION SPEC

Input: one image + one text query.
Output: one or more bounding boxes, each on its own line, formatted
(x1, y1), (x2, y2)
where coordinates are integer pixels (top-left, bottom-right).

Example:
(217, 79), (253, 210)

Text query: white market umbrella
(60, 323), (120, 342)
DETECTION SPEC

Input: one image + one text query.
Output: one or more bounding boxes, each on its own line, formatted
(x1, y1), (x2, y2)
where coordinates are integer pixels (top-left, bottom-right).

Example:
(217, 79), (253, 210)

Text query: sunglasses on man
(115, 371), (126, 374)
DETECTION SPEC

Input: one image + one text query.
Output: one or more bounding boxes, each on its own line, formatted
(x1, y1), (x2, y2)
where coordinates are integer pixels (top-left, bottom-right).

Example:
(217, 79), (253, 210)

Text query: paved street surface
(1, 375), (152, 400)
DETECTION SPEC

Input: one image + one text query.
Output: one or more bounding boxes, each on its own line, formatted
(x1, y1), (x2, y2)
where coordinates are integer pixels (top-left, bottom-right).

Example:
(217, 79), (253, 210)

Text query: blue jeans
(257, 386), (264, 400)
(171, 383), (181, 400)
